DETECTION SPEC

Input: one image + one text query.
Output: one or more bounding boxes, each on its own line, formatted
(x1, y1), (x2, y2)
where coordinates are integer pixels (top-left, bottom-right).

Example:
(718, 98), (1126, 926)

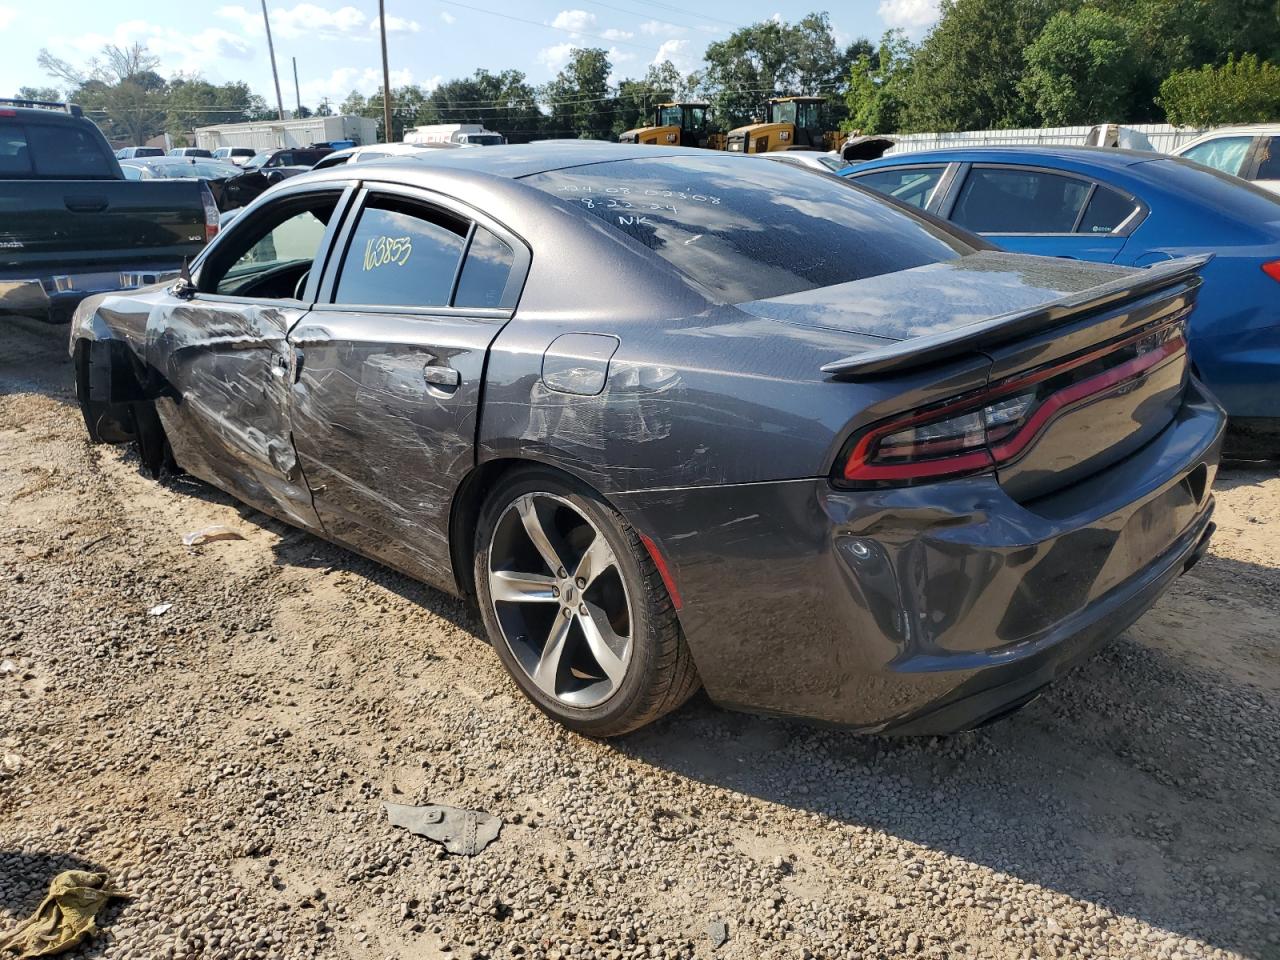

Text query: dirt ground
(1, 314), (1277, 960)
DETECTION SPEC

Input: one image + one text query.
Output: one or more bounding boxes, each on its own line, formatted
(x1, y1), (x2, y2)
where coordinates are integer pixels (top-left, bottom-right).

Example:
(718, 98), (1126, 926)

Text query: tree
(164, 76), (257, 140)
(1159, 54), (1280, 126)
(901, 0), (1065, 131)
(425, 69), (543, 142)
(843, 31), (914, 135)
(1020, 8), (1143, 125)
(344, 85), (432, 141)
(15, 85), (62, 103)
(613, 61), (686, 136)
(542, 48), (614, 139)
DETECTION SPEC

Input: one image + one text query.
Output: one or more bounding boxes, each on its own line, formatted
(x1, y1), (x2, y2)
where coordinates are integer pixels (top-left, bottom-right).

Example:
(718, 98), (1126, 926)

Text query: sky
(0, 0), (943, 111)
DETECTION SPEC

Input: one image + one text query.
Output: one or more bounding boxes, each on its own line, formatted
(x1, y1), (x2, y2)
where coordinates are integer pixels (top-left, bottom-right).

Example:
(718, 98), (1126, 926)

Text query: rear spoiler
(820, 254), (1212, 381)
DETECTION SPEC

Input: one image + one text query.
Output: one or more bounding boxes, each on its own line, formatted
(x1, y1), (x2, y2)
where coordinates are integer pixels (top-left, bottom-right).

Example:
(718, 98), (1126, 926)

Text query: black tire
(474, 466), (700, 737)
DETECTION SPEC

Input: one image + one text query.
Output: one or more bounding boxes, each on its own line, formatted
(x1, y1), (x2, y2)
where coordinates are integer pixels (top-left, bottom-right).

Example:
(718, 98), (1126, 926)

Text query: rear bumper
(0, 267), (180, 322)
(614, 381), (1225, 732)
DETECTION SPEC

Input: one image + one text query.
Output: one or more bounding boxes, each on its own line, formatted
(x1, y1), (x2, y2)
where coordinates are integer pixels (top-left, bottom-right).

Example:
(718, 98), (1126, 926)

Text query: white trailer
(194, 115), (379, 152)
(404, 123), (506, 147)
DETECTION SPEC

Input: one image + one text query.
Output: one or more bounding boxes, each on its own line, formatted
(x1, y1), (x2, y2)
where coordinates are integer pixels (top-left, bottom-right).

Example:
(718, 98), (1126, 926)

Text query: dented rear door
(288, 185), (528, 590)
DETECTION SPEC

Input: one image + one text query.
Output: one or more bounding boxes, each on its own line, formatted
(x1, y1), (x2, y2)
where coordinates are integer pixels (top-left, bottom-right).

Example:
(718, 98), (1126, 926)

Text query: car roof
(0, 106), (84, 125)
(376, 141), (709, 179)
(856, 144), (1167, 170)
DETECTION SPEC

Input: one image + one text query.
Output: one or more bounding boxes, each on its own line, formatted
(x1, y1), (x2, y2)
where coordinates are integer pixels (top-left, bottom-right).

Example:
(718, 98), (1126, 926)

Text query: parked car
(0, 99), (218, 323)
(211, 146), (257, 166)
(1171, 125), (1280, 193)
(244, 147), (333, 172)
(311, 142), (451, 170)
(115, 145), (164, 159)
(71, 145), (1222, 737)
(759, 150), (846, 173)
(119, 156), (246, 210)
(169, 147), (213, 158)
(845, 145), (1280, 457)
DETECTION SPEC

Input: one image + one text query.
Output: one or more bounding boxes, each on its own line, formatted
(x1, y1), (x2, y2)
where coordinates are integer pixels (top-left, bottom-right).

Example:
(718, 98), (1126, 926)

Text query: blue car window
(851, 166), (945, 209)
(1077, 186), (1136, 234)
(952, 168), (1089, 234)
(1180, 136), (1253, 177)
(333, 194), (468, 308)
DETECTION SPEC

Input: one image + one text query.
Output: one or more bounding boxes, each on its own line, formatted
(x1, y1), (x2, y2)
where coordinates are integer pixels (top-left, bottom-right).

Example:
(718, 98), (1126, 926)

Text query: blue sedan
(844, 146), (1280, 457)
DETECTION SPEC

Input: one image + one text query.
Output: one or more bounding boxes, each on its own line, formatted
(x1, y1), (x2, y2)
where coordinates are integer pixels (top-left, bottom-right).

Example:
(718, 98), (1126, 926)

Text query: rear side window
(1078, 186), (1137, 234)
(0, 124), (32, 175)
(1179, 136), (1253, 177)
(851, 166), (946, 210)
(952, 168), (1090, 233)
(334, 194), (467, 307)
(1254, 136), (1280, 180)
(524, 155), (972, 303)
(454, 227), (515, 308)
(25, 123), (114, 178)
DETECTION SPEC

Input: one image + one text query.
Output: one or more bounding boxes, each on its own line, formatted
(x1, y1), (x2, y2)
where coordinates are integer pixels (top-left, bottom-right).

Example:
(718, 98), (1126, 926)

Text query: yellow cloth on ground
(0, 871), (128, 958)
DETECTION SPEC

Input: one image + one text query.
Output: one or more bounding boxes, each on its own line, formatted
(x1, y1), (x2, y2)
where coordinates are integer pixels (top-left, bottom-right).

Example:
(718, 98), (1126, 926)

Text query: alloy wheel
(487, 492), (634, 708)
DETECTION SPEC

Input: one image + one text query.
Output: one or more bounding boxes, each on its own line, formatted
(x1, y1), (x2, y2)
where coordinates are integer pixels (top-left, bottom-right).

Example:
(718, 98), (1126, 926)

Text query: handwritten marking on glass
(364, 235), (413, 271)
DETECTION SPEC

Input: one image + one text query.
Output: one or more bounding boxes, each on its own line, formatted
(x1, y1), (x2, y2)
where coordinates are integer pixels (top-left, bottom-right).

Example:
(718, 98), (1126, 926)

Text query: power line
(576, 0), (735, 35)
(613, 0), (743, 28)
(435, 0), (658, 53)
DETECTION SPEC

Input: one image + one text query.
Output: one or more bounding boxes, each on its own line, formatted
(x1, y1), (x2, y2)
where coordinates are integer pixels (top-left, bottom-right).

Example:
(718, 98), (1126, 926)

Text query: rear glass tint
(523, 155), (972, 303)
(1077, 185), (1136, 234)
(0, 124), (32, 175)
(26, 123), (114, 178)
(1146, 158), (1280, 221)
(952, 167), (1089, 233)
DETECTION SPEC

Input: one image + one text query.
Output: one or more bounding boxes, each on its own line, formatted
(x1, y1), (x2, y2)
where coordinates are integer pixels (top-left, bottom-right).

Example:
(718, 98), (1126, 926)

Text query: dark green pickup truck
(0, 100), (217, 323)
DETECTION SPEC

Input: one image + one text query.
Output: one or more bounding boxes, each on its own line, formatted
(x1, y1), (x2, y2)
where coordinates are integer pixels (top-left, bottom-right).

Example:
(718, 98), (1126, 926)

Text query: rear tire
(474, 466), (699, 737)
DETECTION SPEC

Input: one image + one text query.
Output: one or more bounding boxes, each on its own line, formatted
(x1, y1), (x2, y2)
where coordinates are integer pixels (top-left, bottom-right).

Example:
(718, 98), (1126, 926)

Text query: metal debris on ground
(384, 803), (502, 856)
(706, 919), (729, 949)
(0, 870), (129, 958)
(182, 525), (246, 547)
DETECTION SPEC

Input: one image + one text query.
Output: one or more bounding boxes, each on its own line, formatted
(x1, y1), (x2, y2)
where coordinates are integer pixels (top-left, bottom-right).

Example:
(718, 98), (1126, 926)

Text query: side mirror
(170, 258), (197, 300)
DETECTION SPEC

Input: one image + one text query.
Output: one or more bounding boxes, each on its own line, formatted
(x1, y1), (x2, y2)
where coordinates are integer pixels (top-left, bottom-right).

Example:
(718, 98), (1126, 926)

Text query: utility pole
(292, 56), (301, 115)
(260, 0), (285, 120)
(378, 0), (393, 142)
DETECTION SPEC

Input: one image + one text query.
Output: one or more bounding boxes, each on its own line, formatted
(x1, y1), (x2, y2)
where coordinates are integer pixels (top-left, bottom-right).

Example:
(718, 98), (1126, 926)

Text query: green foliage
(843, 32), (914, 135)
(542, 48), (615, 139)
(1159, 54), (1280, 126)
(614, 62), (687, 137)
(15, 86), (62, 103)
(425, 69), (543, 142)
(903, 0), (1066, 132)
(1021, 8), (1143, 125)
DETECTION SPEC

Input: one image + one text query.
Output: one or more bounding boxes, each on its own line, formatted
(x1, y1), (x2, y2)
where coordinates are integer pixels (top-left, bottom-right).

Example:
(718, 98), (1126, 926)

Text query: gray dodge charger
(70, 144), (1223, 737)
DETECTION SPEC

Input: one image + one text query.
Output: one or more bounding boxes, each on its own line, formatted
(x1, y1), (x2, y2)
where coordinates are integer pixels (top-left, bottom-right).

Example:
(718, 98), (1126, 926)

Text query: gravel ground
(1, 315), (1278, 960)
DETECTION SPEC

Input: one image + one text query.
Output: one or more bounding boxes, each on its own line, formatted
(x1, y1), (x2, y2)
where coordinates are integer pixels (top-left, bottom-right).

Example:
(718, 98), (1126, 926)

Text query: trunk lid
(741, 251), (1208, 499)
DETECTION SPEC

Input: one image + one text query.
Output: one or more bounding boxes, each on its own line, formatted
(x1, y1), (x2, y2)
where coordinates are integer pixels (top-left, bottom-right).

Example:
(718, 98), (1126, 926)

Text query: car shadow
(615, 551), (1279, 959)
(0, 850), (125, 959)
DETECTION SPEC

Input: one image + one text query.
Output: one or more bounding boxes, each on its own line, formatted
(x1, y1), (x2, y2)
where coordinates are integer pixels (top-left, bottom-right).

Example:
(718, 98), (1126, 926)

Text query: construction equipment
(726, 96), (838, 154)
(619, 101), (714, 148)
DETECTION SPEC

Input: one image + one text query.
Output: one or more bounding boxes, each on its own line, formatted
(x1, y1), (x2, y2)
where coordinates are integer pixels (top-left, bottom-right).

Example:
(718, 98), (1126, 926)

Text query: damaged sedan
(71, 144), (1223, 737)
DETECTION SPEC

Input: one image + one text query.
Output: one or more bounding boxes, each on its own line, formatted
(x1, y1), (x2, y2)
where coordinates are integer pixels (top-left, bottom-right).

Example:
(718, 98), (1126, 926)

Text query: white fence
(886, 123), (1210, 156)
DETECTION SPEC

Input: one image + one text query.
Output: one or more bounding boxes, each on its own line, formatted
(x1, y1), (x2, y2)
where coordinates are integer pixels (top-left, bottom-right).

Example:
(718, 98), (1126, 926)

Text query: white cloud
(640, 20), (685, 37)
(0, 6), (16, 30)
(536, 42), (577, 72)
(217, 3), (367, 40)
(551, 9), (594, 35)
(371, 14), (421, 34)
(439, 10), (456, 24)
(600, 28), (634, 41)
(877, 0), (940, 30)
(62, 21), (254, 74)
(299, 65), (426, 105)
(651, 37), (697, 73)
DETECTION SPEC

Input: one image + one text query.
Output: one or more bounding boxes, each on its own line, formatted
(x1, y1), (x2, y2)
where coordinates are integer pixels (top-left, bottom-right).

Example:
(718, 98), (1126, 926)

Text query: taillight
(1262, 260), (1280, 283)
(200, 184), (219, 243)
(836, 316), (1188, 487)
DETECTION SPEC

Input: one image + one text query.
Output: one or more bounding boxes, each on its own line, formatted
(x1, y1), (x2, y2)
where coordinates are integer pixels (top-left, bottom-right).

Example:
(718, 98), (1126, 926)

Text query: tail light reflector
(836, 316), (1188, 487)
(1262, 260), (1280, 283)
(200, 183), (220, 243)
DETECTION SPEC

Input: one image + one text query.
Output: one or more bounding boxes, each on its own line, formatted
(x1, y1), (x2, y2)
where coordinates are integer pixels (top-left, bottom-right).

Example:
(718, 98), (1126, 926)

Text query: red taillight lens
(200, 184), (219, 243)
(1262, 260), (1280, 283)
(837, 317), (1188, 487)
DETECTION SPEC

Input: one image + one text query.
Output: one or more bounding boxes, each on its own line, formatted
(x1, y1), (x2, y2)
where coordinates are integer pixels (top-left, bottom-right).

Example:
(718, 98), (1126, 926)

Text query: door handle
(423, 364), (460, 390)
(65, 195), (109, 213)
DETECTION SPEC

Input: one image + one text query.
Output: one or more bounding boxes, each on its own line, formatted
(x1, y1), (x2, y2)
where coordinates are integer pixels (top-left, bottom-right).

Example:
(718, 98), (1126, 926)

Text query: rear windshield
(0, 120), (115, 179)
(1144, 157), (1280, 221)
(522, 155), (973, 302)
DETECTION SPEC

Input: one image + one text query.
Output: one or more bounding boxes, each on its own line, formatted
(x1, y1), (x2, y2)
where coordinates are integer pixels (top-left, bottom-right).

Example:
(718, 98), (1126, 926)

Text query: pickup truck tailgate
(0, 180), (208, 274)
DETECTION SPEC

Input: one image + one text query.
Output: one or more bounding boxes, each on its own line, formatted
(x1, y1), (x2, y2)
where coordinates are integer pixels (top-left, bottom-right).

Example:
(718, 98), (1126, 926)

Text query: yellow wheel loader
(725, 96), (835, 154)
(619, 101), (713, 148)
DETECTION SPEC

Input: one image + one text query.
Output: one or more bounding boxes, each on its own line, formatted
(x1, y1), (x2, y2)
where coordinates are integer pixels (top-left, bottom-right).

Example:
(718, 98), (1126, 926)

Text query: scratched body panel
(66, 144), (1225, 733)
